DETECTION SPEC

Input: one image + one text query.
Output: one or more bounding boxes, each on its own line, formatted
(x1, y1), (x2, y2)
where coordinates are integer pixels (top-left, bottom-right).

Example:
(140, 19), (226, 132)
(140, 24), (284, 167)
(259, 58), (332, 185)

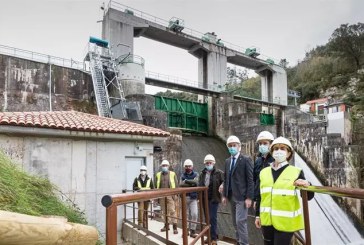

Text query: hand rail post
(302, 190), (311, 245)
(181, 193), (188, 244)
(204, 188), (211, 244)
(198, 191), (204, 245)
(106, 205), (117, 245)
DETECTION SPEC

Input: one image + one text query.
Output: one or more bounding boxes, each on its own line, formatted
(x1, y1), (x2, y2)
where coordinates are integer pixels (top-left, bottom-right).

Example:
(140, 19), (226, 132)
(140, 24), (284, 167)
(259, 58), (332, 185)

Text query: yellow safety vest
(137, 178), (151, 190)
(156, 171), (176, 189)
(259, 165), (304, 232)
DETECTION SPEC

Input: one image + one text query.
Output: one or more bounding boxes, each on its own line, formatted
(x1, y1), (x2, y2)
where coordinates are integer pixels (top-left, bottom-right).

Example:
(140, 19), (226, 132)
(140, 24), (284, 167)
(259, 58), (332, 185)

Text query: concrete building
(0, 111), (169, 236)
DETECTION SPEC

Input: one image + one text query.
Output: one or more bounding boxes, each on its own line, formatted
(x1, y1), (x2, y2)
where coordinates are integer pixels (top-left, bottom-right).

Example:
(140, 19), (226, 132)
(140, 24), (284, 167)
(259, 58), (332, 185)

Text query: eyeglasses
(204, 162), (213, 165)
(258, 141), (270, 146)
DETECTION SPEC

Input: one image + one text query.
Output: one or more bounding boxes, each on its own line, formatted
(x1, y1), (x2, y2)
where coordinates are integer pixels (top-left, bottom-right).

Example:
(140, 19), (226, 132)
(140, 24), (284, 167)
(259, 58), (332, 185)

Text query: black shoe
(190, 230), (197, 238)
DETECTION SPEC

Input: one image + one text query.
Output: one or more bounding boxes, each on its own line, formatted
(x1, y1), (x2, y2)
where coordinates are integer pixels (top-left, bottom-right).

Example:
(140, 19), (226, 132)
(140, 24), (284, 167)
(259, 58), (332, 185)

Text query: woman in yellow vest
(254, 137), (314, 245)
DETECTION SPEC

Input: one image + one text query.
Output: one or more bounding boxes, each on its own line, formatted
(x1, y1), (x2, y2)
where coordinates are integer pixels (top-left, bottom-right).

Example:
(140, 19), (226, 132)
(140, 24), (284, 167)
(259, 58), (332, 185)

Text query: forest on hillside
(287, 22), (364, 114)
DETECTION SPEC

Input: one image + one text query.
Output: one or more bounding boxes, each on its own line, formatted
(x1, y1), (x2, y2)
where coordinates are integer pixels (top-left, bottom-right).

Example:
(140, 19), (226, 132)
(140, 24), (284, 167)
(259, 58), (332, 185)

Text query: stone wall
(214, 95), (279, 156)
(285, 107), (364, 221)
(0, 54), (96, 113)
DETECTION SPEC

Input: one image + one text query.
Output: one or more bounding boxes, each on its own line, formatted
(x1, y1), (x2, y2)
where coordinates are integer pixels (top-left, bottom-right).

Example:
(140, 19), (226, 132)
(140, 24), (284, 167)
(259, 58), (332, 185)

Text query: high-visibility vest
(259, 165), (304, 232)
(137, 178), (151, 190)
(156, 171), (176, 189)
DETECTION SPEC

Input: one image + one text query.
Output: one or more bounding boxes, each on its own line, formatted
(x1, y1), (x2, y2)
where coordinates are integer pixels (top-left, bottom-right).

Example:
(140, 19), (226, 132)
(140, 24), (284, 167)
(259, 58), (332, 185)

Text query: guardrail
(299, 185), (364, 245)
(0, 44), (85, 70)
(102, 187), (210, 245)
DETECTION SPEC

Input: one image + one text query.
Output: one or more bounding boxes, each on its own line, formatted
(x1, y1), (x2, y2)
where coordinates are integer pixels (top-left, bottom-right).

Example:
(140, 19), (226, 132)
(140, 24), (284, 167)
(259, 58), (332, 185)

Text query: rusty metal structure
(102, 187), (211, 245)
(102, 185), (364, 245)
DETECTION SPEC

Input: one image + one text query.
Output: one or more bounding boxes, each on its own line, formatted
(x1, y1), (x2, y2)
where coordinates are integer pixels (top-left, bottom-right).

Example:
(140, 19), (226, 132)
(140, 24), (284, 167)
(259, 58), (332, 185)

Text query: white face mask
(140, 170), (147, 176)
(272, 150), (287, 163)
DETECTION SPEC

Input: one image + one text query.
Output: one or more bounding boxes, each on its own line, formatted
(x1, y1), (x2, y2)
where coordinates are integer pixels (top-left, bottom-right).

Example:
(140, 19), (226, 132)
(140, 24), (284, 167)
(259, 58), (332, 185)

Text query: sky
(1, 0), (363, 92)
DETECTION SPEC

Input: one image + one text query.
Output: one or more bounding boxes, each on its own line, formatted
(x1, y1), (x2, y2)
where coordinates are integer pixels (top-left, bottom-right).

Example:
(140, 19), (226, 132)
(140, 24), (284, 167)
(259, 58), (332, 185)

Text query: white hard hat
(140, 165), (147, 171)
(183, 159), (193, 167)
(226, 135), (241, 146)
(204, 154), (216, 163)
(256, 131), (275, 142)
(270, 137), (293, 152)
(161, 160), (170, 166)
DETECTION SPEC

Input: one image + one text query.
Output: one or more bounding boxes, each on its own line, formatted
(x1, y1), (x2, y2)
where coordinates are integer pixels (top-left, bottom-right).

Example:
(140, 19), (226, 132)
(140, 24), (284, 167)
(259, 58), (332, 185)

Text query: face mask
(259, 145), (270, 155)
(228, 147), (239, 155)
(140, 170), (146, 176)
(161, 167), (169, 173)
(185, 168), (192, 173)
(206, 165), (213, 171)
(272, 150), (287, 163)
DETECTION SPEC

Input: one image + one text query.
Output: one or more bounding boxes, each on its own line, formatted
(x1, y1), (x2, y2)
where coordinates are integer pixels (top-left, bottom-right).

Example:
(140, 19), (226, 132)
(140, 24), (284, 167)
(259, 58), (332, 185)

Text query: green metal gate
(260, 113), (275, 125)
(154, 96), (208, 134)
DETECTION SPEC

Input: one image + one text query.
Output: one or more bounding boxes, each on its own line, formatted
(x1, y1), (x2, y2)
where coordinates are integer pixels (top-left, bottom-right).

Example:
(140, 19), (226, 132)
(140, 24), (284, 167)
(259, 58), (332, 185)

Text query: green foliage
(287, 22), (364, 108)
(328, 23), (364, 70)
(0, 151), (87, 224)
(225, 76), (261, 99)
(155, 90), (198, 102)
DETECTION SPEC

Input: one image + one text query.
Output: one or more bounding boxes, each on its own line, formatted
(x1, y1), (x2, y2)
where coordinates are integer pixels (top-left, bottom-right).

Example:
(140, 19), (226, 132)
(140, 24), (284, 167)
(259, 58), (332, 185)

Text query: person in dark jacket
(253, 131), (275, 207)
(180, 159), (199, 238)
(199, 154), (224, 245)
(132, 165), (154, 228)
(255, 137), (314, 245)
(222, 135), (254, 245)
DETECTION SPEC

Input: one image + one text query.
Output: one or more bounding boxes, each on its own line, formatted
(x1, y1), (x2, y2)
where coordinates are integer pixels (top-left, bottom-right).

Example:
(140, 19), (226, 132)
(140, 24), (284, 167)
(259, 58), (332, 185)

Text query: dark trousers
(262, 225), (294, 245)
(209, 201), (219, 240)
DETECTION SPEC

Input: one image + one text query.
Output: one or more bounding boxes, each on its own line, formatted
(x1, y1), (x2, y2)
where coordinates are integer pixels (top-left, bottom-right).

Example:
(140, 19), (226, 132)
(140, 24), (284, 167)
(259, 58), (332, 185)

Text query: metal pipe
(49, 64), (52, 111)
(102, 187), (208, 207)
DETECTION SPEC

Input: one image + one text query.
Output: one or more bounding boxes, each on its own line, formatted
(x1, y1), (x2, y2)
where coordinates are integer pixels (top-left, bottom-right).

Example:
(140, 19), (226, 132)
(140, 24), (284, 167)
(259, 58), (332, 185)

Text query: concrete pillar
(259, 65), (288, 106)
(102, 10), (134, 58)
(198, 51), (227, 91)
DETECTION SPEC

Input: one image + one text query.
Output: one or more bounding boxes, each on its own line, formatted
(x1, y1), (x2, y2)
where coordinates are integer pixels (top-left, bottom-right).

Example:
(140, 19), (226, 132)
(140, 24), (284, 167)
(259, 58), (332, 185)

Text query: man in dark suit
(222, 135), (254, 245)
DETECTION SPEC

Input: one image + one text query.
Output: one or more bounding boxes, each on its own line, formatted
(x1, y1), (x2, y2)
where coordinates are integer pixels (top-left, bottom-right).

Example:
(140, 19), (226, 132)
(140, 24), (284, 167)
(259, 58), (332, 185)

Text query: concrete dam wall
(0, 54), (96, 114)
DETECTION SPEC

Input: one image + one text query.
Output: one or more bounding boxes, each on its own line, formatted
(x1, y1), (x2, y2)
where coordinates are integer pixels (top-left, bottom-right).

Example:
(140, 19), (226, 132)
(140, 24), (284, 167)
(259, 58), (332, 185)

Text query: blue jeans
(209, 201), (219, 240)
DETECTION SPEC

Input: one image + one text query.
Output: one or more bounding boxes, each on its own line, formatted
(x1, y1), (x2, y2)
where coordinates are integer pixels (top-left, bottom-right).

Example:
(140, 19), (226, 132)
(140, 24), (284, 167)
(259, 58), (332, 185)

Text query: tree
(328, 22), (364, 70)
(155, 90), (198, 102)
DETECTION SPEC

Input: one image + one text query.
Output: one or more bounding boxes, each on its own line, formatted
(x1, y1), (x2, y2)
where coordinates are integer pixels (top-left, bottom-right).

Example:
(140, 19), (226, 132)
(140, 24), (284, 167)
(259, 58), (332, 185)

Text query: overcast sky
(1, 0), (363, 85)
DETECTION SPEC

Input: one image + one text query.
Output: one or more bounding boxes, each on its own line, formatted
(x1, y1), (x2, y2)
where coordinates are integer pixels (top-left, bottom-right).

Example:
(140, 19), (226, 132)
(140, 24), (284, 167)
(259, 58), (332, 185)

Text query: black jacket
(199, 167), (224, 203)
(253, 153), (275, 201)
(133, 175), (154, 191)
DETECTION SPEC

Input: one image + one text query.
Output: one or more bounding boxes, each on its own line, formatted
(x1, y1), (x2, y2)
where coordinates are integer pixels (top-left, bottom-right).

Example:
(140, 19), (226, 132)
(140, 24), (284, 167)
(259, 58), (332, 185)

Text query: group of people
(132, 132), (314, 245)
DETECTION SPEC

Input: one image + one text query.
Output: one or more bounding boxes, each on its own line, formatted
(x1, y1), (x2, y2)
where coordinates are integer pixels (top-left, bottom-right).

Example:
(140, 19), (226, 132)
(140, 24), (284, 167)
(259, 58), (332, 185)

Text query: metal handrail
(299, 185), (364, 245)
(0, 44), (84, 70)
(102, 187), (210, 245)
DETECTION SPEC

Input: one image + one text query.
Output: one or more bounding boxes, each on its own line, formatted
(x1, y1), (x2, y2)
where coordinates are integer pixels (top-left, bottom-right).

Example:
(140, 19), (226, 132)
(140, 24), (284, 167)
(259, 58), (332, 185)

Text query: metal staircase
(86, 37), (128, 119)
(89, 52), (112, 117)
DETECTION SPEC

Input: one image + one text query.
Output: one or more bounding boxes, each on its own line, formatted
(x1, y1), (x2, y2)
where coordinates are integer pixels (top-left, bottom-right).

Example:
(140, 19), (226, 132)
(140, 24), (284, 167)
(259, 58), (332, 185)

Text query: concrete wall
(214, 95), (278, 157)
(327, 111), (352, 144)
(0, 132), (154, 237)
(0, 54), (95, 113)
